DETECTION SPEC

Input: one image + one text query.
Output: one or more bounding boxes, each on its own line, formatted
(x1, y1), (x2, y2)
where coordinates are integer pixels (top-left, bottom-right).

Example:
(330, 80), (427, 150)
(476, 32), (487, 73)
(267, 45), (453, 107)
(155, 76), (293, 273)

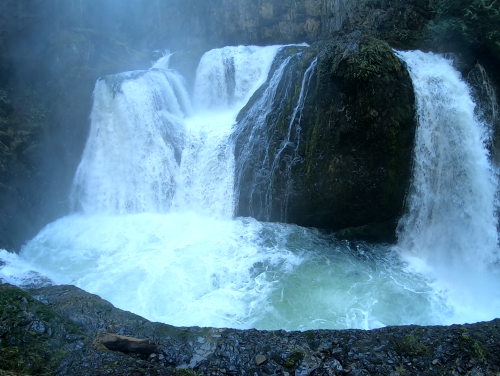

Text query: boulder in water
(235, 33), (417, 243)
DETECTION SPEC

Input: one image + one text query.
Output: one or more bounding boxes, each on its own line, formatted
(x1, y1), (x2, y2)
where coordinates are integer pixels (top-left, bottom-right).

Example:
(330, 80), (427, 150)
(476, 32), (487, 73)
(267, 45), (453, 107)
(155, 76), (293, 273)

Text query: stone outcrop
(235, 34), (416, 242)
(1, 282), (500, 375)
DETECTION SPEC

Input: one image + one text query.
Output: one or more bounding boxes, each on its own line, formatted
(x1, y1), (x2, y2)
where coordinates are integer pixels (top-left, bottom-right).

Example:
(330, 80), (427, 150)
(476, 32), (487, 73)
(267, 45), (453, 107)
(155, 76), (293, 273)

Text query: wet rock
(255, 354), (267, 365)
(96, 332), (157, 355)
(235, 33), (416, 242)
(1, 283), (500, 376)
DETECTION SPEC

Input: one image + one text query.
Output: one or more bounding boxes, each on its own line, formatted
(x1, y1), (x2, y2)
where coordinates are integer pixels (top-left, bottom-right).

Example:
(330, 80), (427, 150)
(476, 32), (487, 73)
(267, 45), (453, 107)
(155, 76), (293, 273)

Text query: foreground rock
(1, 282), (499, 375)
(96, 333), (157, 356)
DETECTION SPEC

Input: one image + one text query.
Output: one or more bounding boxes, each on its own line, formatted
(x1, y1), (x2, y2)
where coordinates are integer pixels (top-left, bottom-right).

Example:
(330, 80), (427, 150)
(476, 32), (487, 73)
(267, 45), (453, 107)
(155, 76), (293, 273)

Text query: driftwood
(96, 332), (157, 355)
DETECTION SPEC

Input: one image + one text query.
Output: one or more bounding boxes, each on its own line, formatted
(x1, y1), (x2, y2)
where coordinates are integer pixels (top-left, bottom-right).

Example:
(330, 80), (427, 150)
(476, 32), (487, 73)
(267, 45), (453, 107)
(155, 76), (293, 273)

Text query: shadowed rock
(96, 332), (157, 355)
(1, 283), (499, 376)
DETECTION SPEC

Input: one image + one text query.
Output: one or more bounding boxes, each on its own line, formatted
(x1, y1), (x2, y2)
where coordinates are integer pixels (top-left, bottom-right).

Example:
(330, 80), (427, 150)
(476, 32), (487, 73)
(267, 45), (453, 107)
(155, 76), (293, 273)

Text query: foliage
(394, 334), (428, 356)
(0, 90), (9, 106)
(0, 86), (50, 174)
(428, 0), (500, 59)
(344, 38), (400, 81)
(458, 330), (488, 364)
(283, 349), (305, 368)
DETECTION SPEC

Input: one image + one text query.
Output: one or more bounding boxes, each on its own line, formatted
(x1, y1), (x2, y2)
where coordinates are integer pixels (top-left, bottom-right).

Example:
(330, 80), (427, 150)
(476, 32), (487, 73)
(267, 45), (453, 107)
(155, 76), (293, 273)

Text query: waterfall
(172, 45), (281, 217)
(2, 47), (499, 330)
(71, 69), (190, 214)
(233, 52), (301, 220)
(71, 46), (280, 217)
(396, 50), (500, 322)
(152, 51), (172, 70)
(193, 45), (282, 111)
(233, 48), (317, 222)
(274, 57), (318, 220)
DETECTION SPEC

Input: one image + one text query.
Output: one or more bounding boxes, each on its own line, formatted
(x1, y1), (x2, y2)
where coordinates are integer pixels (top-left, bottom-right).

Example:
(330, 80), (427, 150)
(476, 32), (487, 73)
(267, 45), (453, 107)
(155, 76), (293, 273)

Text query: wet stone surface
(0, 282), (499, 375)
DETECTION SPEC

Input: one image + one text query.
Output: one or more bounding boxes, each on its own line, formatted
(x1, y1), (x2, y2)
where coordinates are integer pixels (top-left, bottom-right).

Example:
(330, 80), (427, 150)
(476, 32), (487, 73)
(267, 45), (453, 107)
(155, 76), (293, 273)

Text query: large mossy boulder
(235, 33), (416, 242)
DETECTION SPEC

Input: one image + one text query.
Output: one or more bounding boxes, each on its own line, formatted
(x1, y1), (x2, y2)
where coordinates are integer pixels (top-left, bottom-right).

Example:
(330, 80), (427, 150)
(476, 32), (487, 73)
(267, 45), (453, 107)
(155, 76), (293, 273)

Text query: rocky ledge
(1, 283), (499, 376)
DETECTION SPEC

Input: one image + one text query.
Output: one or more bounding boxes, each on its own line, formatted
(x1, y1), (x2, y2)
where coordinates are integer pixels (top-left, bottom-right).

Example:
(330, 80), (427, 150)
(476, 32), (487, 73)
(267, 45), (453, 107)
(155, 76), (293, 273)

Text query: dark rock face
(1, 282), (500, 375)
(467, 63), (500, 165)
(235, 34), (416, 242)
(158, 0), (434, 51)
(297, 35), (416, 241)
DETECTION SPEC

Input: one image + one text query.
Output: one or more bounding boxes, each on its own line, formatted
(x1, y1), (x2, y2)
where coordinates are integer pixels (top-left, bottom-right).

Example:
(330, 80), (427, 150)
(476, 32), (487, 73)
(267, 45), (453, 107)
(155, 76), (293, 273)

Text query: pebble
(255, 354), (267, 366)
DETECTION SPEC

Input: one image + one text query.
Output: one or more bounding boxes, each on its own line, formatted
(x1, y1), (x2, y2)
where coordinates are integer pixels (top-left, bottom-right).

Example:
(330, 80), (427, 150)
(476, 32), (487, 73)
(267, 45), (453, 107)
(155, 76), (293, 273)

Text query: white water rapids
(1, 47), (499, 330)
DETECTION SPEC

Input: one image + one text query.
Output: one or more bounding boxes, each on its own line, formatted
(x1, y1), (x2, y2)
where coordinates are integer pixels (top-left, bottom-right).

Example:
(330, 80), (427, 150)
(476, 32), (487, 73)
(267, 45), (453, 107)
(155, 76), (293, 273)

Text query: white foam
(0, 249), (57, 287)
(71, 69), (190, 214)
(396, 50), (500, 324)
(19, 215), (448, 330)
(193, 45), (281, 111)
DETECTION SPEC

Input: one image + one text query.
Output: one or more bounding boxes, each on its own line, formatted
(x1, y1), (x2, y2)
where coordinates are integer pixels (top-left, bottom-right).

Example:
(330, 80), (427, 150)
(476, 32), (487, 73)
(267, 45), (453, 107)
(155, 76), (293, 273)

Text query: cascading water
(173, 45), (283, 217)
(233, 51), (318, 222)
(71, 68), (190, 214)
(278, 57), (318, 219)
(1, 47), (499, 330)
(395, 50), (500, 323)
(233, 51), (301, 220)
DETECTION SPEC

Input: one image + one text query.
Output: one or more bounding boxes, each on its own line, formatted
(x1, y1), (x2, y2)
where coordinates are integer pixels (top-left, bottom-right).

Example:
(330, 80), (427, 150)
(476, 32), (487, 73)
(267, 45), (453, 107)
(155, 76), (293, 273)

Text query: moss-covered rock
(235, 34), (416, 242)
(294, 34), (417, 242)
(0, 283), (84, 375)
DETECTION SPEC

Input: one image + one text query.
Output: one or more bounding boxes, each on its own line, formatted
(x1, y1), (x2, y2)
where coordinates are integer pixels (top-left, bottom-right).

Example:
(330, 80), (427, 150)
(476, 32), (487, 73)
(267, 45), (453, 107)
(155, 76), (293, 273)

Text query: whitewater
(1, 46), (499, 331)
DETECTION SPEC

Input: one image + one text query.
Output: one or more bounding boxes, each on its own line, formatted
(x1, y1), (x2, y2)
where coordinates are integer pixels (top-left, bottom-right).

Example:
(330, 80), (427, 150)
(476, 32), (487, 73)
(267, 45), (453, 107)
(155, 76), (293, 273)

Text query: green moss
(343, 38), (401, 82)
(395, 366), (407, 375)
(428, 0), (500, 60)
(458, 332), (488, 364)
(283, 349), (305, 368)
(0, 285), (80, 375)
(304, 330), (315, 341)
(275, 77), (301, 137)
(304, 108), (322, 179)
(394, 334), (428, 356)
